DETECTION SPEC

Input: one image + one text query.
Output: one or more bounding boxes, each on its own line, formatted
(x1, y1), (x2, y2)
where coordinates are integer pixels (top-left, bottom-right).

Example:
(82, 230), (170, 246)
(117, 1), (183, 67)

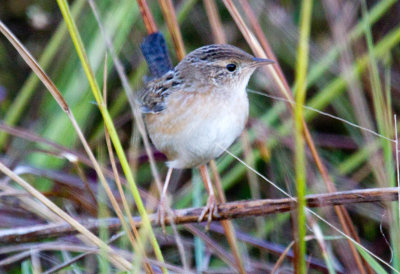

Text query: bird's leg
(158, 167), (173, 234)
(198, 164), (219, 230)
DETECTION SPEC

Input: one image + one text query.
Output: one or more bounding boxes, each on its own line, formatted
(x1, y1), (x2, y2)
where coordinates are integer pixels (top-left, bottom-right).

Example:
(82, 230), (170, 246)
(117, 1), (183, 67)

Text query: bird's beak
(251, 57), (275, 67)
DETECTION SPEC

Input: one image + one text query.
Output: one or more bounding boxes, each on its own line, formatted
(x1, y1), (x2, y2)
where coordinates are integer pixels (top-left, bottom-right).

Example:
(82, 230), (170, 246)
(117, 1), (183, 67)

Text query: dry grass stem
(203, 3), (247, 272)
(88, 0), (163, 194)
(100, 55), (153, 273)
(2, 1), (398, 272)
(0, 161), (132, 270)
(223, 1), (365, 270)
(210, 161), (246, 274)
(203, 0), (226, 44)
(158, 0), (186, 60)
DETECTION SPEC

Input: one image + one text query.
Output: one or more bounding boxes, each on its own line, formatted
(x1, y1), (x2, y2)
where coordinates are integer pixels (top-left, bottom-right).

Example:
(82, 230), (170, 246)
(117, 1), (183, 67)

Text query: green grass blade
(0, 0), (87, 149)
(55, 0), (167, 272)
(294, 0), (313, 272)
(361, 1), (399, 269)
(356, 245), (388, 274)
(306, 0), (396, 88)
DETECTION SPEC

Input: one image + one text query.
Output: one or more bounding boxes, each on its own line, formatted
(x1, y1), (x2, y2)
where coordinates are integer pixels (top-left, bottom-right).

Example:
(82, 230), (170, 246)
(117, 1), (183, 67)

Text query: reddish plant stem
(136, 0), (158, 33)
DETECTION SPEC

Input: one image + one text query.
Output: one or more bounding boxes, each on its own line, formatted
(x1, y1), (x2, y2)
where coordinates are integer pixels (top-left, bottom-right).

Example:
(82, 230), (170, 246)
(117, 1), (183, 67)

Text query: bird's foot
(198, 194), (219, 230)
(157, 195), (172, 234)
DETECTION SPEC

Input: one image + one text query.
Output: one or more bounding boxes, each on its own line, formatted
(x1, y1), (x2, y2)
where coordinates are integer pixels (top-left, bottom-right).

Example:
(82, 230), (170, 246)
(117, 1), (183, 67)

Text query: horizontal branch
(1, 187), (397, 243)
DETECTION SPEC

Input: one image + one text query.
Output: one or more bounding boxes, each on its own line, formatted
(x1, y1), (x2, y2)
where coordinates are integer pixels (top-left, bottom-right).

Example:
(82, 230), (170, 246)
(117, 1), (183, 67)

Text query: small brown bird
(138, 44), (274, 227)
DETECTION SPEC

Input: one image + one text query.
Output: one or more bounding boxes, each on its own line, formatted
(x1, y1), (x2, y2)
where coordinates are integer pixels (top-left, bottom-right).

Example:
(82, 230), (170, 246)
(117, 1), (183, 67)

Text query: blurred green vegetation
(0, 0), (400, 273)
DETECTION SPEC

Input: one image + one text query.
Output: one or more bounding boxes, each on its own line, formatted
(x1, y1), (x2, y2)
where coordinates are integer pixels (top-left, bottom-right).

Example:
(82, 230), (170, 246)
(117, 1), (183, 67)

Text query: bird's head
(176, 44), (274, 91)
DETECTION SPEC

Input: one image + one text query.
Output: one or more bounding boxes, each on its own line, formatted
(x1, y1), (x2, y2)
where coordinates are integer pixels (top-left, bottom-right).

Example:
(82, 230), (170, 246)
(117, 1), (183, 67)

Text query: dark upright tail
(140, 32), (173, 78)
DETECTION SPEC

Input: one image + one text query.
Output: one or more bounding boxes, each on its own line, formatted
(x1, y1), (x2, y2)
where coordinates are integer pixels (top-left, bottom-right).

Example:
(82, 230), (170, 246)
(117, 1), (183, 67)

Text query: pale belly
(145, 90), (249, 169)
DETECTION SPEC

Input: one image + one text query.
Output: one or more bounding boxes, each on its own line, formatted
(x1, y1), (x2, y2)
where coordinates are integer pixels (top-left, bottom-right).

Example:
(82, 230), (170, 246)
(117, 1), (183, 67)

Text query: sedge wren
(138, 44), (274, 228)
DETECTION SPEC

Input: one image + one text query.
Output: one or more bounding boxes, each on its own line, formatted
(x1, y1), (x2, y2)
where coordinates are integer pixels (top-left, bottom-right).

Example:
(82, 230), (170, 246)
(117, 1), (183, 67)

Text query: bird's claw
(157, 195), (171, 234)
(198, 194), (219, 230)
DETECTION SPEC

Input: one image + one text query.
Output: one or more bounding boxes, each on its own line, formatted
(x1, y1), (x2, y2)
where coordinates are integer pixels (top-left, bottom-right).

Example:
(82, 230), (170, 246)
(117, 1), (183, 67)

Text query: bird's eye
(226, 64), (236, 72)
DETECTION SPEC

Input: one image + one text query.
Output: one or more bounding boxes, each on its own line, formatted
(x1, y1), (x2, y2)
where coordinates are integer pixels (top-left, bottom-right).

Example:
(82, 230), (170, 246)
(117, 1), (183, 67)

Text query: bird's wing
(137, 70), (182, 114)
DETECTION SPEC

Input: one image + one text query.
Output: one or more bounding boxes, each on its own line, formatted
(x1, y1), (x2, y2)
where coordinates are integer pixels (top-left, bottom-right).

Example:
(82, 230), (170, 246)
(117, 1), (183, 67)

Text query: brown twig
(1, 187), (397, 244)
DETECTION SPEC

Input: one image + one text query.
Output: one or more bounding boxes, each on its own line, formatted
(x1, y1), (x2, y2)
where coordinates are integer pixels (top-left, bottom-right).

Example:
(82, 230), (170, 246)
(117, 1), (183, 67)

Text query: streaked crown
(175, 44), (273, 89)
(184, 44), (254, 63)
